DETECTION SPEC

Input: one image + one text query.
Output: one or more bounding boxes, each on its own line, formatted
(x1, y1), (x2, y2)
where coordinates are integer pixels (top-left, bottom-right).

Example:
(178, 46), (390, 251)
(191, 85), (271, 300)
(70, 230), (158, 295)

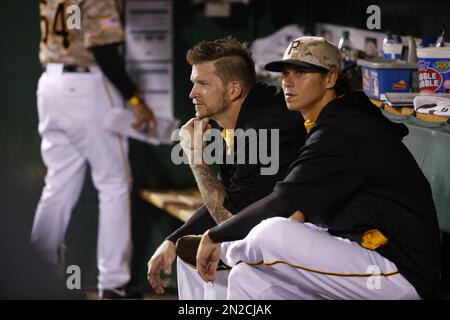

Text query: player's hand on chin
(196, 230), (221, 283)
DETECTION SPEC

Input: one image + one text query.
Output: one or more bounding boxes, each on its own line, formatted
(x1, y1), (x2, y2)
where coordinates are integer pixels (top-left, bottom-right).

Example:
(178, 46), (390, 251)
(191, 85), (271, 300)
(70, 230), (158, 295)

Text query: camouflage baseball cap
(265, 36), (341, 73)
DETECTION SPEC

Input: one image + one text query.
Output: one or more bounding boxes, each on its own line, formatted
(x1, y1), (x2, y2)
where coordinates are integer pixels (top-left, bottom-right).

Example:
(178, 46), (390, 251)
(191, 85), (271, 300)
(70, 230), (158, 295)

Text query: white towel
(102, 108), (180, 145)
(414, 95), (450, 116)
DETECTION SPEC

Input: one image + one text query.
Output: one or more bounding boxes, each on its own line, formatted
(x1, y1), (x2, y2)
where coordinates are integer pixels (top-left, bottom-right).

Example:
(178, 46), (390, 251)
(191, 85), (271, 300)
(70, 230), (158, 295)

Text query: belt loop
(45, 63), (64, 75)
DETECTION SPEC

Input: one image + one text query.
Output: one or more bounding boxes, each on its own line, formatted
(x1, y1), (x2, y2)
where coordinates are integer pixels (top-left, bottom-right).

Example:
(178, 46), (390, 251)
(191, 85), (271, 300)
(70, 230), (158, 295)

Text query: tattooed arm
(179, 117), (233, 224)
(189, 164), (234, 225)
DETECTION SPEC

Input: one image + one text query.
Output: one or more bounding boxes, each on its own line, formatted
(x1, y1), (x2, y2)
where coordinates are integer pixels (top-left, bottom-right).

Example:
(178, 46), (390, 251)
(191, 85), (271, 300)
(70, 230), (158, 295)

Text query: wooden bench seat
(140, 188), (202, 222)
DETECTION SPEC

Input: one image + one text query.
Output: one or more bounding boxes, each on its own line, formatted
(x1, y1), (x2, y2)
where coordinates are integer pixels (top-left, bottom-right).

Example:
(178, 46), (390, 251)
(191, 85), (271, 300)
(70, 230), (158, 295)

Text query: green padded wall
(401, 120), (450, 233)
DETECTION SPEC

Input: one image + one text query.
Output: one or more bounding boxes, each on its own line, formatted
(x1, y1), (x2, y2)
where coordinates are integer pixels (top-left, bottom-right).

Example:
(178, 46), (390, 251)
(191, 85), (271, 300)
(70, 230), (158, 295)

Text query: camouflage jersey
(39, 0), (124, 67)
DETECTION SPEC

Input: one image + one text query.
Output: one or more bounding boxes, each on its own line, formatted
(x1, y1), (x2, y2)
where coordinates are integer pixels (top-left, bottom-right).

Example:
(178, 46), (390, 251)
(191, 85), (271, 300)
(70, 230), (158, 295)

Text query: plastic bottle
(435, 25), (446, 47)
(337, 30), (357, 70)
(382, 31), (394, 57)
(382, 31), (403, 60)
(406, 36), (417, 63)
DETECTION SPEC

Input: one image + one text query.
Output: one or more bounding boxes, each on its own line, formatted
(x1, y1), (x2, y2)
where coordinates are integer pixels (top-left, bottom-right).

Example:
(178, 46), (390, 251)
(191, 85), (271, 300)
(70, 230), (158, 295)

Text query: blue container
(357, 58), (417, 100)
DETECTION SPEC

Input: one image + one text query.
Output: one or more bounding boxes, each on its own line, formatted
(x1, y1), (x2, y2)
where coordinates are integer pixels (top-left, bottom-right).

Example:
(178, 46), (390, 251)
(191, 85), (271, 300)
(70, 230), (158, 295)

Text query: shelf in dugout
(414, 112), (450, 124)
(383, 104), (414, 116)
(371, 97), (449, 123)
(370, 98), (413, 117)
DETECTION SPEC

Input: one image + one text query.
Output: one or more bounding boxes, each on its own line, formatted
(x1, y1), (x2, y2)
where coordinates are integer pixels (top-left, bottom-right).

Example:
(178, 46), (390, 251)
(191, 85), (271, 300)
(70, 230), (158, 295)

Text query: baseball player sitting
(194, 37), (441, 300)
(147, 37), (306, 299)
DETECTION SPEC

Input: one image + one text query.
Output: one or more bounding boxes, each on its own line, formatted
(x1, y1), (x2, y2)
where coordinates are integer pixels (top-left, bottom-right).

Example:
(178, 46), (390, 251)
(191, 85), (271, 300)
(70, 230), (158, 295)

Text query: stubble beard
(197, 90), (228, 120)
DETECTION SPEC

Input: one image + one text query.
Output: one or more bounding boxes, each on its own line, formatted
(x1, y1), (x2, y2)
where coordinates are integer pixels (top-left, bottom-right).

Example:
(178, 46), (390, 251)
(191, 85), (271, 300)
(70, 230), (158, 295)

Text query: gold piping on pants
(241, 259), (399, 277)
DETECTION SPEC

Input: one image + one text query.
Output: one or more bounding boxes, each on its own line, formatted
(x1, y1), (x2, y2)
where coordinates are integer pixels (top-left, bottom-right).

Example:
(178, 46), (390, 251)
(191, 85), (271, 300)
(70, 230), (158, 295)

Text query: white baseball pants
(221, 217), (420, 300)
(31, 63), (132, 291)
(177, 257), (230, 300)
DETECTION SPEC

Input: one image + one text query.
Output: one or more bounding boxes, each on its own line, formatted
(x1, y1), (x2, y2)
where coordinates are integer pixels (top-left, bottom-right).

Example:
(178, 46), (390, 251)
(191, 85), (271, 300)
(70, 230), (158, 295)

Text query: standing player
(32, 0), (155, 299)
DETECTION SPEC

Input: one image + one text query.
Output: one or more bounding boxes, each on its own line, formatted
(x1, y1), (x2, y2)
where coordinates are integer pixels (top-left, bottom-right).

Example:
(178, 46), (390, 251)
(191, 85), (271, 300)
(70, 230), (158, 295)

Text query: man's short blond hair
(186, 37), (256, 95)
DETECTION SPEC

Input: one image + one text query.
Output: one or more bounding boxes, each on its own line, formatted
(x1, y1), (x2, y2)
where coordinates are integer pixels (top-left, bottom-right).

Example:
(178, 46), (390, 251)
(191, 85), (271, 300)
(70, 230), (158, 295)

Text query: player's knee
(92, 169), (131, 191)
(96, 179), (130, 196)
(40, 180), (74, 203)
(246, 217), (291, 245)
(42, 175), (67, 192)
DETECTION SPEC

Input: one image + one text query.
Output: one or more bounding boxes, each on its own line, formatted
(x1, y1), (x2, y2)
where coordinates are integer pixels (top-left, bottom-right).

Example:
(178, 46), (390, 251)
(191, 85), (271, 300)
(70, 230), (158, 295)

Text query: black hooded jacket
(209, 91), (441, 299)
(167, 82), (306, 243)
